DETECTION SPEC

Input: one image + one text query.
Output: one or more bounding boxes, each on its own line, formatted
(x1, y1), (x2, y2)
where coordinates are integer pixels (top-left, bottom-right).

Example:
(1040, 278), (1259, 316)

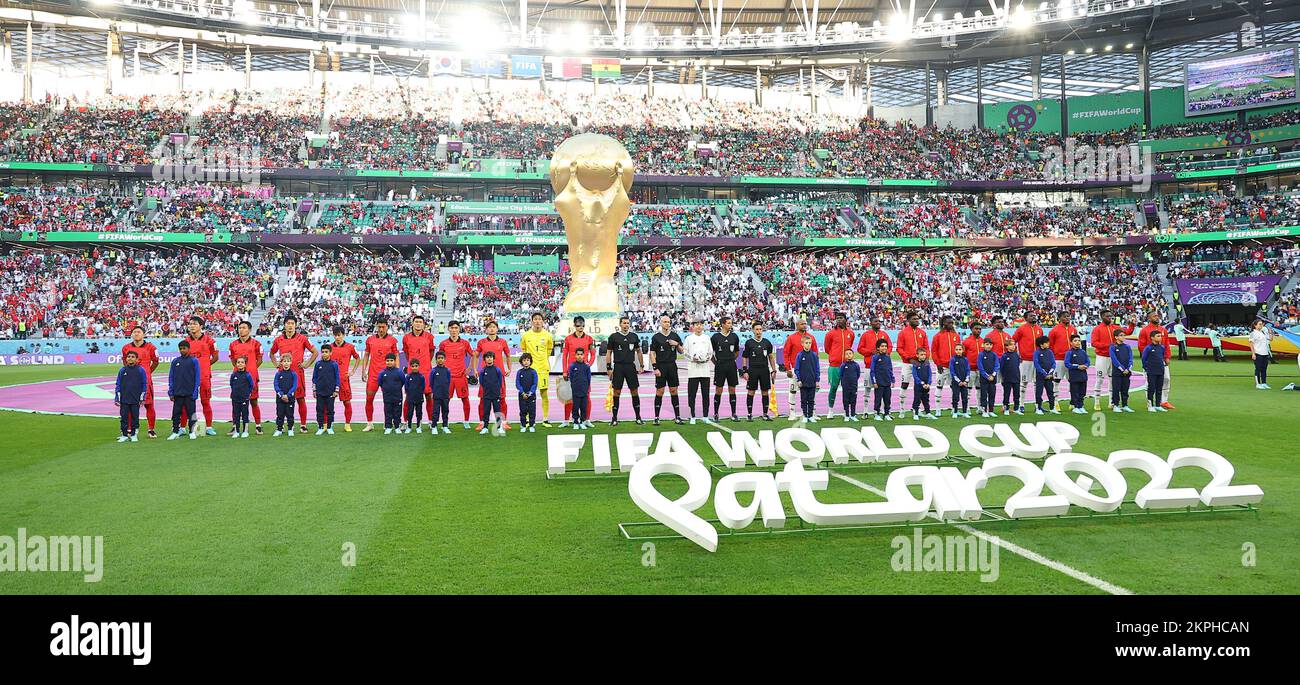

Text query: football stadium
(1, 0), (1299, 654)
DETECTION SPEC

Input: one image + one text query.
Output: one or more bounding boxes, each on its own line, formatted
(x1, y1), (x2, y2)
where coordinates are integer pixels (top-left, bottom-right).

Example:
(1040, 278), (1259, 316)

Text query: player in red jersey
(894, 311), (929, 416)
(1047, 311), (1078, 379)
(121, 325), (160, 437)
(180, 315), (221, 434)
(1137, 310), (1174, 410)
(782, 317), (819, 420)
(329, 325), (361, 430)
(474, 320), (512, 430)
(560, 317), (598, 426)
(402, 315), (436, 422)
(1089, 309), (1135, 410)
(269, 314), (318, 428)
(1011, 310), (1045, 398)
(228, 320), (265, 435)
(437, 320), (475, 428)
(855, 316), (892, 358)
(986, 316), (1013, 357)
(358, 317), (400, 431)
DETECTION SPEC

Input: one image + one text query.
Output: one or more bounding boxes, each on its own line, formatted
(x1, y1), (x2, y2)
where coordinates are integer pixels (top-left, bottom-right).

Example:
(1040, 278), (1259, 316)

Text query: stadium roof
(2, 0), (1299, 105)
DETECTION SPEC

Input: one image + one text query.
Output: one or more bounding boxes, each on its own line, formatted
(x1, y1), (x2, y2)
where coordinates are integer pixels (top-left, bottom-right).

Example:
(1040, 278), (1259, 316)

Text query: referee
(649, 315), (685, 426)
(606, 316), (645, 426)
(711, 316), (742, 421)
(742, 321), (777, 421)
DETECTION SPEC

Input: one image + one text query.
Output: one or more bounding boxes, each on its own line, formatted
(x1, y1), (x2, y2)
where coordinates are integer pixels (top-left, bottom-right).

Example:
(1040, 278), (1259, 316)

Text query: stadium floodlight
(1125, 42), (1135, 49)
(1059, 1), (1074, 20)
(1011, 5), (1033, 29)
(888, 13), (910, 42)
(932, 12), (944, 22)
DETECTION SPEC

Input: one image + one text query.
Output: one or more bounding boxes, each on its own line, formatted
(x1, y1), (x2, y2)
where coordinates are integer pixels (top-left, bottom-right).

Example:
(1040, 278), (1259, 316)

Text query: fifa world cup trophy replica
(551, 133), (633, 342)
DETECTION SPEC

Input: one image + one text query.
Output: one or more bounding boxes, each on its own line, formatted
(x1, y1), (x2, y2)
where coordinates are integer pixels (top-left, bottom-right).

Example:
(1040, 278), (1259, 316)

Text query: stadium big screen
(1184, 44), (1299, 116)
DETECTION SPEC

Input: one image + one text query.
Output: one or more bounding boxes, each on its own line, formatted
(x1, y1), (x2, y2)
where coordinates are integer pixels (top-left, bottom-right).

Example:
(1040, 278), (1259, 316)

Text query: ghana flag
(591, 58), (621, 78)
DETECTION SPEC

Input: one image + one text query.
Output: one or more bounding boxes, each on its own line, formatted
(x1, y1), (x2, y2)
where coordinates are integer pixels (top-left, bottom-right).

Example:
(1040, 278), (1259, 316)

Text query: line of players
(108, 306), (1179, 439)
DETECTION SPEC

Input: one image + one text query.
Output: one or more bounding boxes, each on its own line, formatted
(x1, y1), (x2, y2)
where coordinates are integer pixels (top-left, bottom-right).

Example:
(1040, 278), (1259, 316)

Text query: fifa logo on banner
(1042, 138), (1154, 192)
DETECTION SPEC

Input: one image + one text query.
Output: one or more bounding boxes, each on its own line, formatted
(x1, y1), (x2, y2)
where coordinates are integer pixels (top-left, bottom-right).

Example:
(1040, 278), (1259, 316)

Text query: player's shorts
(611, 363), (639, 391)
(746, 367), (772, 392)
(292, 368), (307, 399)
(199, 375), (214, 401)
(143, 378), (155, 405)
(654, 364), (680, 389)
(1095, 355), (1113, 377)
(337, 379), (352, 402)
(534, 369), (550, 390)
(713, 363), (739, 387)
(1054, 359), (1068, 380)
(365, 368), (384, 395)
(936, 367), (952, 389)
(449, 375), (469, 398)
(247, 373), (260, 401)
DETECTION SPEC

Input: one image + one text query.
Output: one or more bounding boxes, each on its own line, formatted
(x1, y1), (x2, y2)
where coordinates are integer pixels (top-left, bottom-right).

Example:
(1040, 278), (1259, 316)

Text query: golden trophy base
(553, 312), (622, 343)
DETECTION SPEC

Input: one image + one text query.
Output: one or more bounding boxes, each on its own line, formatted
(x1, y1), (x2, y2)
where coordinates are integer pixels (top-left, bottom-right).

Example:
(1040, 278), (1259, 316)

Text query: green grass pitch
(0, 355), (1296, 595)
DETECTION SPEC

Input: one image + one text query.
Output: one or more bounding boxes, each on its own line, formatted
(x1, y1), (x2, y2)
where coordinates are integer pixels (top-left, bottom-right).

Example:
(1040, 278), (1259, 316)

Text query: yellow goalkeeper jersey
(520, 329), (555, 370)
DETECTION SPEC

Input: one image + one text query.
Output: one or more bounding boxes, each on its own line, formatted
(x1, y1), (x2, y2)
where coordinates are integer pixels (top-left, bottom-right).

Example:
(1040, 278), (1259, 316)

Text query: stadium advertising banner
(1175, 275), (1284, 305)
(1067, 91), (1144, 133)
(1184, 45), (1299, 117)
(493, 254), (560, 272)
(982, 98), (1062, 134)
(0, 161), (97, 171)
(453, 234), (569, 245)
(444, 202), (557, 215)
(20, 231), (232, 243)
(1153, 225), (1300, 243)
(738, 176), (944, 187)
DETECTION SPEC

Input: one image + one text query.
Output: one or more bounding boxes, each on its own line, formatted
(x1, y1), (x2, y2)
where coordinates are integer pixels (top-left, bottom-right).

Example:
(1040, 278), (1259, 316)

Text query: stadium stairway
(1267, 271), (1299, 319)
(839, 207), (867, 234)
(1157, 262), (1179, 321)
(431, 267), (458, 329)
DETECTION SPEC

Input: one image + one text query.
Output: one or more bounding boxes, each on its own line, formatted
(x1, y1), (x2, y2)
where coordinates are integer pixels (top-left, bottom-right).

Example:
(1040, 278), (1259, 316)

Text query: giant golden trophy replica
(551, 133), (633, 342)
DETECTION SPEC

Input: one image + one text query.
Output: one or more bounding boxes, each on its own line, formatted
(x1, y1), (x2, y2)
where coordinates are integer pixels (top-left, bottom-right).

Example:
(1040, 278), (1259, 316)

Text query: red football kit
(1091, 323), (1132, 357)
(228, 337), (264, 399)
(562, 333), (598, 422)
(476, 335), (512, 422)
(122, 340), (159, 431)
(986, 329), (1013, 357)
(437, 336), (475, 422)
(402, 332), (436, 381)
(896, 326), (928, 363)
(363, 334), (400, 392)
(1138, 324), (1172, 361)
(271, 333), (317, 398)
(180, 332), (220, 427)
(856, 329), (892, 358)
(782, 332), (819, 371)
(1048, 324), (1078, 360)
(1012, 322), (1044, 360)
(823, 328), (856, 367)
(962, 334), (984, 367)
(930, 330), (961, 368)
(330, 342), (360, 401)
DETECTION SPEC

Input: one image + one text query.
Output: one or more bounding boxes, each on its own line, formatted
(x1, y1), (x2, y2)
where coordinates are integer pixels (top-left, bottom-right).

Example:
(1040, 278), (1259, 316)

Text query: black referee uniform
(607, 330), (641, 391)
(712, 330), (741, 419)
(650, 330), (683, 422)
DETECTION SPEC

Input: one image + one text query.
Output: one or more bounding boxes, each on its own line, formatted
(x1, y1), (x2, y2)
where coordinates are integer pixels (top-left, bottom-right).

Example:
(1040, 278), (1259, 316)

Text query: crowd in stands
(1164, 194), (1300, 233)
(5, 86), (1298, 180)
(0, 248), (273, 338)
(0, 187), (134, 233)
(264, 251), (445, 335)
(7, 243), (1295, 341)
(1166, 244), (1299, 280)
(451, 270), (568, 333)
(975, 203), (1140, 238)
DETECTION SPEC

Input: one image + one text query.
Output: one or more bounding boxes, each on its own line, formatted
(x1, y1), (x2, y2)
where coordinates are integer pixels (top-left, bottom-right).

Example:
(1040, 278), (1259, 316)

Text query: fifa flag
(510, 55), (543, 78)
(551, 57), (582, 79)
(430, 54), (461, 75)
(591, 58), (621, 78)
(468, 57), (504, 77)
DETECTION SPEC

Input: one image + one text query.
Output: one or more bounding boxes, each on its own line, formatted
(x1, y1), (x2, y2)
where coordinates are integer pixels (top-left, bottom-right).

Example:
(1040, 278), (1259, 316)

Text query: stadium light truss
(88, 0), (1181, 55)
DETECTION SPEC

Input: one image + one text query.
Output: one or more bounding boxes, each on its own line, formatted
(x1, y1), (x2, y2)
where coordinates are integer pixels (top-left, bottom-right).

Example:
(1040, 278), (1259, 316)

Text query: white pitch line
(702, 417), (1134, 596)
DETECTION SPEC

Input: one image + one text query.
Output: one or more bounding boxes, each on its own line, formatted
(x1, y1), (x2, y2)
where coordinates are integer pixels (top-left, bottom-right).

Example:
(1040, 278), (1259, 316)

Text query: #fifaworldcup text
(546, 422), (1265, 552)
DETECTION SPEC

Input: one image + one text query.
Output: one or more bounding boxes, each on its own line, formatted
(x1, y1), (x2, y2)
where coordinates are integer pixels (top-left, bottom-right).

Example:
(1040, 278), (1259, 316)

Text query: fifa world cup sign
(550, 133), (633, 341)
